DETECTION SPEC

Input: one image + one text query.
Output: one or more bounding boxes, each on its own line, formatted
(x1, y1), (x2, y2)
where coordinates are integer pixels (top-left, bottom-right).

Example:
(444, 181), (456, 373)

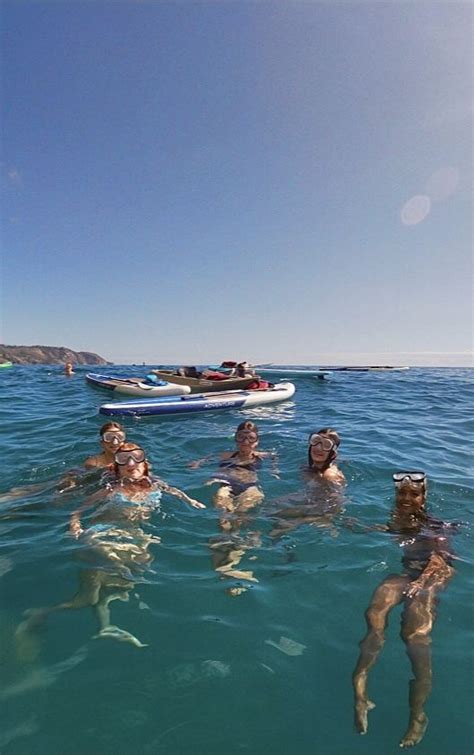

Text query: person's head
(393, 471), (427, 513)
(235, 421), (259, 450)
(236, 361), (255, 377)
(100, 422), (126, 455)
(64, 362), (74, 375)
(113, 442), (149, 481)
(308, 428), (340, 471)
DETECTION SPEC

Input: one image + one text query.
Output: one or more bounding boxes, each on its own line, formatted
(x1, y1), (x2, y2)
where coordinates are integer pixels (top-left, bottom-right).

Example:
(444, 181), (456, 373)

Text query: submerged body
(270, 428), (346, 540)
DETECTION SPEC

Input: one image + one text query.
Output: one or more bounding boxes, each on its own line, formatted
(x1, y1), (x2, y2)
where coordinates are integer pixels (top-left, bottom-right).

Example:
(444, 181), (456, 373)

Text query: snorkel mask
(393, 471), (427, 488)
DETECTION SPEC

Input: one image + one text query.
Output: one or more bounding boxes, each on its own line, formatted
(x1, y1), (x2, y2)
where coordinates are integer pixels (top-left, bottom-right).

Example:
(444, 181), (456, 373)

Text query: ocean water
(0, 365), (473, 755)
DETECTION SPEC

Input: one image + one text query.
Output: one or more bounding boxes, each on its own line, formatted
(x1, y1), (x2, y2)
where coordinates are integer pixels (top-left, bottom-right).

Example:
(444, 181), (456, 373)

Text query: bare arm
(188, 450), (234, 469)
(256, 450), (280, 478)
(322, 467), (346, 484)
(69, 488), (108, 537)
(155, 479), (206, 509)
(187, 454), (215, 470)
(341, 516), (388, 533)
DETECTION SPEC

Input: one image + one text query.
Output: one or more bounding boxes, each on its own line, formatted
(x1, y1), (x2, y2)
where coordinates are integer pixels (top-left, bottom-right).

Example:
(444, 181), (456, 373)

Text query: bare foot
(218, 568), (258, 582)
(354, 698), (376, 734)
(94, 626), (148, 648)
(400, 713), (428, 748)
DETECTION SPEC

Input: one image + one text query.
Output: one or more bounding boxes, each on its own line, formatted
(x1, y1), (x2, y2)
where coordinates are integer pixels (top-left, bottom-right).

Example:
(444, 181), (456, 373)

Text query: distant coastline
(0, 344), (110, 365)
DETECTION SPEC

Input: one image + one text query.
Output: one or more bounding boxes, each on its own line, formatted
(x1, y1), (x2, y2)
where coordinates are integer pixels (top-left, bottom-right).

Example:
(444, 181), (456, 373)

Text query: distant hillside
(0, 344), (111, 365)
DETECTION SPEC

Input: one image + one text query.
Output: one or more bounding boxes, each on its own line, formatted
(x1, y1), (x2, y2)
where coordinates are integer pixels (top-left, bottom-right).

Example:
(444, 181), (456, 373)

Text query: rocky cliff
(0, 344), (111, 365)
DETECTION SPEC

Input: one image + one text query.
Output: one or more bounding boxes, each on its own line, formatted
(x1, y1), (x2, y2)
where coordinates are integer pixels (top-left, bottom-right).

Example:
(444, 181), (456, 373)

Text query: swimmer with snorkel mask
(16, 443), (205, 650)
(84, 422), (127, 470)
(352, 471), (457, 748)
(203, 421), (277, 590)
(269, 429), (346, 540)
(0, 423), (127, 506)
(306, 428), (345, 484)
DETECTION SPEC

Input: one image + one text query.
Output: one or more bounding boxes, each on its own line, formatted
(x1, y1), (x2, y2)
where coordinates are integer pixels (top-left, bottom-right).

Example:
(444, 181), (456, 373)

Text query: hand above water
(188, 498), (206, 509)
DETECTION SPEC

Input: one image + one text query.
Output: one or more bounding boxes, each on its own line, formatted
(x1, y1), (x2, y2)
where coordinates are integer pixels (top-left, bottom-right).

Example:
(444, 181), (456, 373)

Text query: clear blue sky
(1, 1), (472, 366)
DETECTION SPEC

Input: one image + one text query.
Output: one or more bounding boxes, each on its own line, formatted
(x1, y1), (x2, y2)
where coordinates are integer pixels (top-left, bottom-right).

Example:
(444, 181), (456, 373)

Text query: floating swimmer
(191, 422), (277, 588)
(352, 472), (456, 748)
(17, 443), (205, 649)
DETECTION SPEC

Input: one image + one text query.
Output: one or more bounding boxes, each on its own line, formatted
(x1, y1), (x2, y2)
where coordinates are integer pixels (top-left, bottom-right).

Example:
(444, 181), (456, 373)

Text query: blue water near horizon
(0, 365), (473, 754)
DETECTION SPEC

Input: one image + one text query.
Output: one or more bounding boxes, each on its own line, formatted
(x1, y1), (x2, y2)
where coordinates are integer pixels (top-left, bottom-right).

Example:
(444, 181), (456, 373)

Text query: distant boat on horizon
(255, 364), (409, 374)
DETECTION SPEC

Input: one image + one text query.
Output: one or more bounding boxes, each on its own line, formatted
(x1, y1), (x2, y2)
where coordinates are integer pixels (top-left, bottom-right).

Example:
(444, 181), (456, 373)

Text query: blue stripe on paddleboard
(99, 397), (248, 416)
(101, 390), (252, 409)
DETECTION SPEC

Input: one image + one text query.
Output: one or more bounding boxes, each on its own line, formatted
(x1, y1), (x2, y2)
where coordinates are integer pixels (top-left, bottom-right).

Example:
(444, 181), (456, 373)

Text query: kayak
(0, 361), (12, 368)
(86, 372), (191, 397)
(99, 382), (296, 417)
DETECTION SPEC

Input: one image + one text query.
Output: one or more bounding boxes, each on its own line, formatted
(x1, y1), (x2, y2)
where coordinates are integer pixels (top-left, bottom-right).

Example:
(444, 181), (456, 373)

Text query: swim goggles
(308, 433), (334, 451)
(236, 431), (259, 443)
(102, 431), (126, 443)
(392, 471), (426, 485)
(115, 449), (146, 465)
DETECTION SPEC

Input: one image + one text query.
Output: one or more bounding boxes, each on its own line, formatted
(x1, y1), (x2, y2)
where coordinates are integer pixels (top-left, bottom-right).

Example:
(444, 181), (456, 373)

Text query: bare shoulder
(84, 456), (99, 469)
(219, 451), (234, 460)
(323, 467), (346, 484)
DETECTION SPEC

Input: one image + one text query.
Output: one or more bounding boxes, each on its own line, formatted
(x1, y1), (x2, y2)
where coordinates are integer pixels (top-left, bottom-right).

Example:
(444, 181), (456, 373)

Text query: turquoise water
(1, 366), (473, 754)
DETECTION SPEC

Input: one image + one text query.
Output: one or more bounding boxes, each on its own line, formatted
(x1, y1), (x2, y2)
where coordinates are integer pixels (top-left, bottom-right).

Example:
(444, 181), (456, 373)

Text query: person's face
(395, 481), (426, 512)
(309, 434), (334, 465)
(115, 448), (147, 480)
(309, 444), (331, 465)
(118, 459), (146, 480)
(235, 430), (258, 450)
(101, 429), (126, 454)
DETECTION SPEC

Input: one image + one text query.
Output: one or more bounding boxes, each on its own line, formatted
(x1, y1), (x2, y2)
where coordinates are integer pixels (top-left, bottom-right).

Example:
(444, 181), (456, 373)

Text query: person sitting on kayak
(16, 443), (206, 650)
(236, 361), (256, 377)
(84, 422), (127, 470)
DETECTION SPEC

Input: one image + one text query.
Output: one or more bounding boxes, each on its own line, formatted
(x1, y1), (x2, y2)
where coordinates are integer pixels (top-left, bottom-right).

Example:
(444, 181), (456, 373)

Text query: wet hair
(100, 421), (125, 438)
(308, 427), (340, 471)
(236, 421), (259, 437)
(113, 442), (150, 478)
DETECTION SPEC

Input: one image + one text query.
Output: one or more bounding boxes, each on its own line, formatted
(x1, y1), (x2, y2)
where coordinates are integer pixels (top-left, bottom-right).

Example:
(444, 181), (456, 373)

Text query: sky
(1, 1), (472, 366)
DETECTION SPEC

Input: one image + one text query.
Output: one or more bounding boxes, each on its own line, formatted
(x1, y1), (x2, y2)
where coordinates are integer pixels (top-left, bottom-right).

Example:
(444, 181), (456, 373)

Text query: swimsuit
(213, 453), (262, 496)
(82, 488), (162, 577)
(395, 516), (453, 577)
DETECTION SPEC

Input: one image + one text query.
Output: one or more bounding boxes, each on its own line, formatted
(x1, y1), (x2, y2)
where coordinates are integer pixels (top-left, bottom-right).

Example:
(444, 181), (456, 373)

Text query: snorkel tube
(308, 428), (340, 472)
